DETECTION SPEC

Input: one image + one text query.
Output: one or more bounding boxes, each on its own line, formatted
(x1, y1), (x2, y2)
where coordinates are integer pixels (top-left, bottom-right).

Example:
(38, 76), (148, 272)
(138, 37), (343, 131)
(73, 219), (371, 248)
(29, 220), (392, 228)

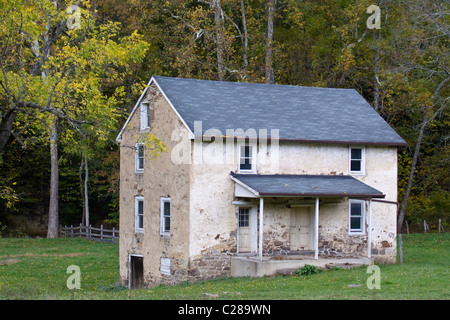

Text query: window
(140, 102), (150, 131)
(135, 196), (144, 232)
(238, 143), (256, 173)
(135, 143), (145, 173)
(349, 147), (365, 175)
(349, 199), (365, 234)
(160, 198), (171, 236)
(238, 208), (250, 227)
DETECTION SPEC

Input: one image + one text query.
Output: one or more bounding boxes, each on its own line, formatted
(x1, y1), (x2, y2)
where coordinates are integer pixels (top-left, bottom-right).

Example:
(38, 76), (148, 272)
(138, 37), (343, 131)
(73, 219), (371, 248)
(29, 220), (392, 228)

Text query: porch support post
(314, 197), (319, 260)
(259, 197), (264, 261)
(368, 198), (372, 259)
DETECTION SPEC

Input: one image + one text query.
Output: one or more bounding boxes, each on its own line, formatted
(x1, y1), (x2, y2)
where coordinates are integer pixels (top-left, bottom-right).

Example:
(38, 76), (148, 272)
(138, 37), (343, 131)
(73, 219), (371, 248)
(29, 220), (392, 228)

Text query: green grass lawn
(0, 233), (448, 300)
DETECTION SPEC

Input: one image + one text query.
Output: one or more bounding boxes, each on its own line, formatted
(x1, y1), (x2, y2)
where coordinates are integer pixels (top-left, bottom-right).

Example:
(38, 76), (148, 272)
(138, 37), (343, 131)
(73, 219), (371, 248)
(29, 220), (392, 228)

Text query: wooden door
(290, 206), (311, 250)
(238, 207), (257, 253)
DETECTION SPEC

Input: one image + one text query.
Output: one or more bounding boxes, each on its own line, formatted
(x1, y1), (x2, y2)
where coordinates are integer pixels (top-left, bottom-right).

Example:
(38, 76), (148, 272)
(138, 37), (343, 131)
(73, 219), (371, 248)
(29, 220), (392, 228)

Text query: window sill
(347, 232), (366, 236)
(350, 172), (366, 176)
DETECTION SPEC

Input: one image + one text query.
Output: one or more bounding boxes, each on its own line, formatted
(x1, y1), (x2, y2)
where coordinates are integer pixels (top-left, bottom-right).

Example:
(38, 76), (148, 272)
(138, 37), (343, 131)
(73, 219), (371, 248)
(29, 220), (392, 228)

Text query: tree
(0, 0), (150, 237)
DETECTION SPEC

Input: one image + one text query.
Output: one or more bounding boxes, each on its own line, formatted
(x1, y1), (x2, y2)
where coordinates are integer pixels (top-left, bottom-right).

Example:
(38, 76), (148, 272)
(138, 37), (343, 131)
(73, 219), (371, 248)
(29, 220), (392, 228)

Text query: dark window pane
(138, 201), (144, 214)
(351, 203), (362, 216)
(351, 160), (361, 172)
(164, 216), (170, 232)
(350, 217), (361, 230)
(240, 159), (252, 170)
(164, 201), (171, 217)
(351, 148), (362, 160)
(138, 215), (144, 229)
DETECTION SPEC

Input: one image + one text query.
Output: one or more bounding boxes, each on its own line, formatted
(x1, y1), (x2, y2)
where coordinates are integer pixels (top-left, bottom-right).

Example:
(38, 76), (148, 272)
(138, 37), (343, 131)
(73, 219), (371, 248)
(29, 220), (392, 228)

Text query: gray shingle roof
(153, 76), (406, 146)
(231, 173), (385, 198)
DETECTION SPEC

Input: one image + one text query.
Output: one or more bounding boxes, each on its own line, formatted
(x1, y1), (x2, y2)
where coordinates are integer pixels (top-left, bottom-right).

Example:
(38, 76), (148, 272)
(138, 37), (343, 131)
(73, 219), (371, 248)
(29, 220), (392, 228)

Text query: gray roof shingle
(153, 76), (406, 146)
(232, 173), (385, 198)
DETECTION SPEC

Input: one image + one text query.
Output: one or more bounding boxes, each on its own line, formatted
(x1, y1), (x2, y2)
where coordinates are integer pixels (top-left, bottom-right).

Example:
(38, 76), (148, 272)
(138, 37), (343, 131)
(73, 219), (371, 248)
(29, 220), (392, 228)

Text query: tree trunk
(84, 156), (89, 227)
(397, 111), (428, 234)
(212, 0), (225, 81)
(0, 110), (16, 152)
(240, 0), (249, 74)
(47, 115), (59, 238)
(265, 0), (276, 84)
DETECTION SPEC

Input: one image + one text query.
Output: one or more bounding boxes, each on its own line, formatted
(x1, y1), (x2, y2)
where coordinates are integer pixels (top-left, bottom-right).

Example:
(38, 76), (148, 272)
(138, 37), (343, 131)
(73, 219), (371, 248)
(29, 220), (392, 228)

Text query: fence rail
(60, 224), (119, 243)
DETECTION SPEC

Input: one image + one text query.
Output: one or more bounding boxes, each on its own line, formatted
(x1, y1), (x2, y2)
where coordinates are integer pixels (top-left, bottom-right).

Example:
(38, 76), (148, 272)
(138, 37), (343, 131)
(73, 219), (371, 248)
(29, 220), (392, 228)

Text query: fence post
(100, 225), (103, 241)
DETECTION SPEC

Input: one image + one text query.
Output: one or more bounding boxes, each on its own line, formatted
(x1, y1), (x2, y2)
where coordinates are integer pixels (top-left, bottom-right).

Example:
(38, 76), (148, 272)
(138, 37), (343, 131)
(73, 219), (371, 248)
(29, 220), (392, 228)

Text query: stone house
(116, 76), (406, 288)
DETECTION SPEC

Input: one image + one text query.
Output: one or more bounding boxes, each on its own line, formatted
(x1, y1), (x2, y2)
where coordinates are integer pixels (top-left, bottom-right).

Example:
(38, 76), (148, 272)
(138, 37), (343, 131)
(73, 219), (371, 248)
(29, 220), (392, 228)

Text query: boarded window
(160, 258), (171, 275)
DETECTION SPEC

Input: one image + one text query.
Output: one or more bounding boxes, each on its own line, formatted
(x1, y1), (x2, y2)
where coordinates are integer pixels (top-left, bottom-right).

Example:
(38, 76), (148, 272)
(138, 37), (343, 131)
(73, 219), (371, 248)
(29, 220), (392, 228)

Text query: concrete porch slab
(231, 255), (372, 277)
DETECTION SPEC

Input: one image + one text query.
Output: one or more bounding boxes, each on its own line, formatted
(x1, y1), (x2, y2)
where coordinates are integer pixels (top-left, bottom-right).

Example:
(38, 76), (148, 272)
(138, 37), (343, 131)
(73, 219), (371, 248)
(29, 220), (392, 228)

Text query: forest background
(0, 0), (448, 237)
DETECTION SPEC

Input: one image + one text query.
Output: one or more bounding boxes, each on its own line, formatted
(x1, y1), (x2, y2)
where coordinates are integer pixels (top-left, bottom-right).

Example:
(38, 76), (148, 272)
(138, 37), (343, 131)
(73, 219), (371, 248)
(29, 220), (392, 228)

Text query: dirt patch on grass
(0, 259), (19, 265)
(0, 253), (96, 258)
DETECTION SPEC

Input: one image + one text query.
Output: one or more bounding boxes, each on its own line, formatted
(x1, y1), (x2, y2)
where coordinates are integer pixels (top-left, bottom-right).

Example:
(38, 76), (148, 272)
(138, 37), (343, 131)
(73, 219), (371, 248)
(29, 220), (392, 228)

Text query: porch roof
(231, 173), (385, 198)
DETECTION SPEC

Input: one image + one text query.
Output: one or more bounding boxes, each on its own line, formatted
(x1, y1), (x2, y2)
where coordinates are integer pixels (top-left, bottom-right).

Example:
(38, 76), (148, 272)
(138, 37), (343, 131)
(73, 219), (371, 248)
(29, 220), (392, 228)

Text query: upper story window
(160, 197), (171, 236)
(349, 146), (365, 175)
(238, 142), (256, 173)
(135, 143), (145, 173)
(140, 102), (151, 131)
(135, 196), (144, 233)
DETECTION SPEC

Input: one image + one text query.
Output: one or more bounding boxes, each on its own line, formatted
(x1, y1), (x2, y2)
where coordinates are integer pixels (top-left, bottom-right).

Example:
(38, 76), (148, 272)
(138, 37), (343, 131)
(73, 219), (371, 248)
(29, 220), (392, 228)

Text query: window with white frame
(160, 198), (171, 236)
(238, 142), (256, 173)
(140, 102), (150, 131)
(135, 196), (144, 232)
(349, 199), (365, 234)
(349, 146), (365, 175)
(135, 143), (145, 173)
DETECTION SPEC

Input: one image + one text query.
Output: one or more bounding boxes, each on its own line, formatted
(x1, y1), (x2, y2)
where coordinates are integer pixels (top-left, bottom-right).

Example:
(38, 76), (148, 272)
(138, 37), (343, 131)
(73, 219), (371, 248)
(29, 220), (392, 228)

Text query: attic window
(140, 102), (151, 131)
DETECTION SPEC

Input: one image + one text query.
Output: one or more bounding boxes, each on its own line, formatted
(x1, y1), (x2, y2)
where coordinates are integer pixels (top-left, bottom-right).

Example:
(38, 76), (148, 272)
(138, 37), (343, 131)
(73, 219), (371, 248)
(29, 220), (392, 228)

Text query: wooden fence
(60, 224), (119, 243)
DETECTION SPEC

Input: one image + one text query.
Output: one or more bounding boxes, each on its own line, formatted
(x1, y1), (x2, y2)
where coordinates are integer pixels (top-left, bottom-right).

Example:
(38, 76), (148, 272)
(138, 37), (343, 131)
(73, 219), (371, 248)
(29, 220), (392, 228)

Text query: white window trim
(135, 196), (144, 233)
(237, 142), (256, 174)
(135, 143), (145, 173)
(349, 146), (366, 176)
(348, 199), (365, 235)
(160, 197), (171, 236)
(140, 102), (150, 131)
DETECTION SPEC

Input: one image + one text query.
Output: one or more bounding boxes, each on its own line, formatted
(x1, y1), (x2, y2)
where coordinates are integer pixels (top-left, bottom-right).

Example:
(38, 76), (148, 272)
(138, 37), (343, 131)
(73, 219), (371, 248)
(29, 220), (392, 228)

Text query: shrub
(295, 264), (319, 276)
